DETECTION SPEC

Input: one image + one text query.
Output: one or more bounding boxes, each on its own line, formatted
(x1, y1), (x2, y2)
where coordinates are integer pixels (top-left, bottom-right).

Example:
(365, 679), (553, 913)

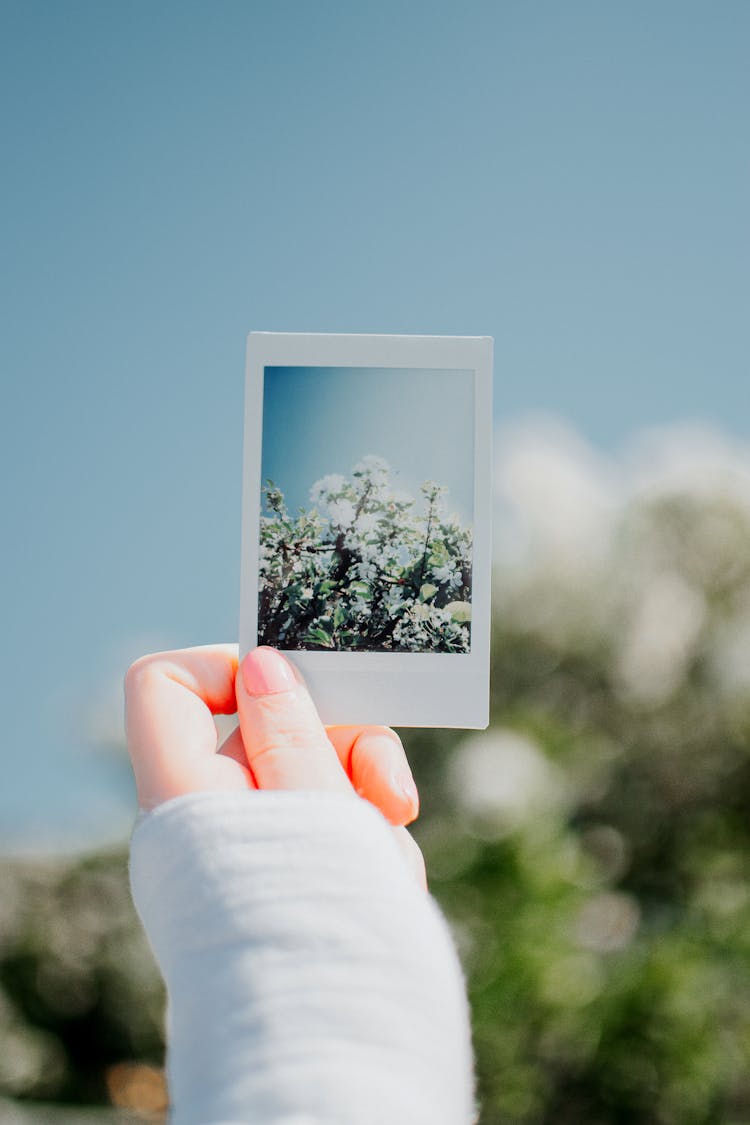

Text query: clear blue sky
(1, 0), (748, 851)
(261, 367), (474, 521)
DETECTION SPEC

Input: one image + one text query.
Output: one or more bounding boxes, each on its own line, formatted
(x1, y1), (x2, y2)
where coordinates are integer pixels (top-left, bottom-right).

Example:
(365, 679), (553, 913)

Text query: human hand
(125, 644), (425, 883)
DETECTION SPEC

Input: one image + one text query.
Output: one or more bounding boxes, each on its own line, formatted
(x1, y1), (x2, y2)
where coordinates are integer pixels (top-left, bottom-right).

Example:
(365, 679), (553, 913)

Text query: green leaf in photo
(338, 631), (362, 647)
(333, 604), (347, 629)
(446, 600), (471, 622)
(302, 626), (334, 648)
(420, 583), (438, 601)
(285, 582), (304, 605)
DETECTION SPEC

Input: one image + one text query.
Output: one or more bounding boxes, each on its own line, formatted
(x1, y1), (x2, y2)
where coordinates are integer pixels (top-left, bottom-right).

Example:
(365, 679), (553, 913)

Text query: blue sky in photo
(261, 367), (474, 524)
(1, 0), (748, 851)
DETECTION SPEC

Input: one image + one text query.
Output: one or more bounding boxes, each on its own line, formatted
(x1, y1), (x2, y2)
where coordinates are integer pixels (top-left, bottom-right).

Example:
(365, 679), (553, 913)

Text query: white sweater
(129, 791), (475, 1125)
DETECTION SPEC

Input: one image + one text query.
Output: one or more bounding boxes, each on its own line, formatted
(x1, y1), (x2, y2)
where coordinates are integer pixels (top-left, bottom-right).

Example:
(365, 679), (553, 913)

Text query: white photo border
(240, 332), (493, 728)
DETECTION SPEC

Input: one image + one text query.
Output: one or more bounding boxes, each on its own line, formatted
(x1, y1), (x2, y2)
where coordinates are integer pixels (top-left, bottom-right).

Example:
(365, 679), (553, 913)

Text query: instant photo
(240, 333), (492, 728)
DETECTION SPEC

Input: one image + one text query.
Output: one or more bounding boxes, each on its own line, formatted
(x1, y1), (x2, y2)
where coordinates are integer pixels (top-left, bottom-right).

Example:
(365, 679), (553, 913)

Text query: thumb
(236, 646), (352, 794)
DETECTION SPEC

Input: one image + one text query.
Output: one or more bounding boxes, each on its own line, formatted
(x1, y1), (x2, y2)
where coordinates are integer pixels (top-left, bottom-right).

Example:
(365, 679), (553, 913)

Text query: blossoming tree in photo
(258, 455), (472, 652)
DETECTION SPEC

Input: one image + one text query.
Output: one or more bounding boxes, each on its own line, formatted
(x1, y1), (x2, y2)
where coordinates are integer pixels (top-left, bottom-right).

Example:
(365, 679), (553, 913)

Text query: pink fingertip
(241, 647), (297, 696)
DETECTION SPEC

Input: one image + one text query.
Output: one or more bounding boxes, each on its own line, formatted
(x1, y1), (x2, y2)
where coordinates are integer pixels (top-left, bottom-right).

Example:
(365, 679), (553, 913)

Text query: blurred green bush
(408, 425), (750, 1124)
(1, 424), (749, 1123)
(0, 849), (164, 1116)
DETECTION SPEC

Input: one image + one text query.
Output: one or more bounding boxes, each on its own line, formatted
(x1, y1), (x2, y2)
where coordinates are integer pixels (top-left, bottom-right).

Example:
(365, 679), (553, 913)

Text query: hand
(125, 644), (425, 884)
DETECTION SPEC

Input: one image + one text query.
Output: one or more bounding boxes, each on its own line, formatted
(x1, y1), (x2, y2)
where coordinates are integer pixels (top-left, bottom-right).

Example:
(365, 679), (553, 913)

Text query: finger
(391, 827), (428, 891)
(326, 726), (419, 826)
(216, 725), (258, 784)
(125, 644), (253, 809)
(236, 647), (352, 794)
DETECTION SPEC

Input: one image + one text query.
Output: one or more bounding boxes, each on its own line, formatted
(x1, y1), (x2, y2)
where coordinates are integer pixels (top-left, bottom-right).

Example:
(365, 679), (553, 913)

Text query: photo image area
(258, 365), (475, 653)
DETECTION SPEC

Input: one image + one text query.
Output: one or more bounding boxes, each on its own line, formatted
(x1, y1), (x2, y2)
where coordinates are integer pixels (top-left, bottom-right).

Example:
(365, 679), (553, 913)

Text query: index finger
(125, 643), (253, 810)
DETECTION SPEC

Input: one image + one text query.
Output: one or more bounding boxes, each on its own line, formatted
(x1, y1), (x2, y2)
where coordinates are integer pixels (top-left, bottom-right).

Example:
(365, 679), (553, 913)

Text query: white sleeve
(129, 790), (475, 1125)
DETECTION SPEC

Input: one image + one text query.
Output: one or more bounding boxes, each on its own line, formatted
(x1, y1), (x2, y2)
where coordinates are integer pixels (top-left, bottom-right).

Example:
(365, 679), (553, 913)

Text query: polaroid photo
(239, 332), (493, 728)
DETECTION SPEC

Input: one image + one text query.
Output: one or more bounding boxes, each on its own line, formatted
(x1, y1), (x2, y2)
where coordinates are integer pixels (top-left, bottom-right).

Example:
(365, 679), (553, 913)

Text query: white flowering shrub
(258, 455), (472, 652)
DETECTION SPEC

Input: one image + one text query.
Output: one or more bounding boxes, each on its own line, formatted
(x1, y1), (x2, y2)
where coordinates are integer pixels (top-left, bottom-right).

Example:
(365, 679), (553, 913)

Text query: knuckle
(123, 651), (167, 696)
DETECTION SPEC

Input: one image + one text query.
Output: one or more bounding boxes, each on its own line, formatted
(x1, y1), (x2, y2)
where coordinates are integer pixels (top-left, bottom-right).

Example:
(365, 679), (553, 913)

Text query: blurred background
(1, 1), (749, 1121)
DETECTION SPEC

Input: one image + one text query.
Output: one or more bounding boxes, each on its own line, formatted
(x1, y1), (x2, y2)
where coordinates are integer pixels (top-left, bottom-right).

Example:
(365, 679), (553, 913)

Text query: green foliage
(258, 455), (473, 652)
(0, 850), (164, 1110)
(405, 477), (750, 1124)
(3, 434), (750, 1122)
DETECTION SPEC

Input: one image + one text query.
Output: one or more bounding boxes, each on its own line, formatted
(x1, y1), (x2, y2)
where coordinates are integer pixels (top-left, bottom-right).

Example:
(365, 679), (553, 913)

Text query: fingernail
(393, 768), (420, 814)
(241, 647), (297, 696)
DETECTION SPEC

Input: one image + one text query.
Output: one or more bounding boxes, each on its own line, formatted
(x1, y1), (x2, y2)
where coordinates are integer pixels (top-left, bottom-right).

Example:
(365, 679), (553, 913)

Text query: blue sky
(1, 0), (748, 851)
(261, 366), (474, 522)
